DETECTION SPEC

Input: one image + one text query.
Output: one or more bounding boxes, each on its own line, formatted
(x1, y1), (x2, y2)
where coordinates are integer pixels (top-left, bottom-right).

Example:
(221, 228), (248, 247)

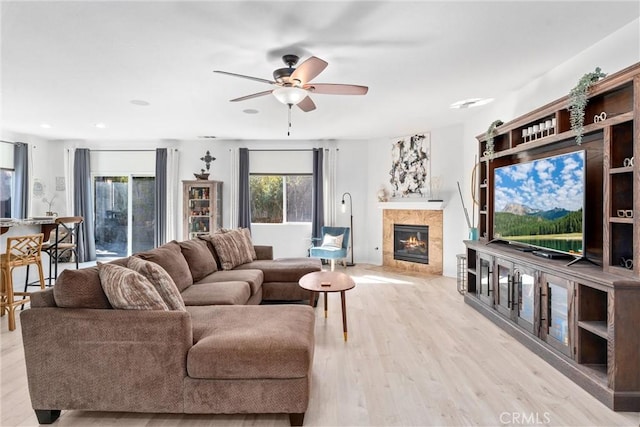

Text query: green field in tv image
(493, 151), (585, 255)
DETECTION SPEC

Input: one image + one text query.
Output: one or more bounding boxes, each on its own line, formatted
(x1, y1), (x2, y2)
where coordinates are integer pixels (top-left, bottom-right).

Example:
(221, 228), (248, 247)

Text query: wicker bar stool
(1, 234), (46, 331)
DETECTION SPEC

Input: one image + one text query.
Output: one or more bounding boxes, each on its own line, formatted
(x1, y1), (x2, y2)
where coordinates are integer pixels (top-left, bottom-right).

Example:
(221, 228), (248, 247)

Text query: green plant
(484, 119), (503, 159)
(568, 67), (606, 145)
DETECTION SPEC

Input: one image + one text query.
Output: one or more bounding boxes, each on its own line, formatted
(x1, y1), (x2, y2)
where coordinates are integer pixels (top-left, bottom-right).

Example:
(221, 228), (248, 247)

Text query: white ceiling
(1, 1), (638, 141)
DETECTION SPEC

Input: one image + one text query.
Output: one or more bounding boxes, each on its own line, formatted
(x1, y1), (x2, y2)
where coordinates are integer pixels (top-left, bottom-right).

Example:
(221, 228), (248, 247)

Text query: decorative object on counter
(619, 257), (633, 270)
(484, 119), (503, 159)
(42, 194), (57, 217)
(617, 209), (633, 218)
(593, 111), (607, 123)
(194, 150), (216, 180)
(428, 176), (443, 202)
(623, 157), (634, 167)
(568, 66), (606, 145)
(376, 186), (389, 202)
(389, 133), (430, 197)
(456, 181), (475, 240)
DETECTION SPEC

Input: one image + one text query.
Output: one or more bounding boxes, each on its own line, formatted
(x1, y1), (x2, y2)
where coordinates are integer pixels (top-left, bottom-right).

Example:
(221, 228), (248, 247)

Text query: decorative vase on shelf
(194, 169), (209, 180)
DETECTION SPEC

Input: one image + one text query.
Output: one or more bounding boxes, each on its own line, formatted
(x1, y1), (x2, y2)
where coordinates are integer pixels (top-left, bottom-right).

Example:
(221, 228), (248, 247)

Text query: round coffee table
(299, 271), (355, 342)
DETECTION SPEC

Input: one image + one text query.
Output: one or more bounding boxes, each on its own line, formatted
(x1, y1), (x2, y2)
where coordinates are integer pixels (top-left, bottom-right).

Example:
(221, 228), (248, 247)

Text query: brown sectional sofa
(20, 232), (322, 426)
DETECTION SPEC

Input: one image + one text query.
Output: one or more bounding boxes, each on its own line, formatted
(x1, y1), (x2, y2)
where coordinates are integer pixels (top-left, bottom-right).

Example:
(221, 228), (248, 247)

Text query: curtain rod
(0, 140), (21, 146)
(90, 149), (156, 152)
(246, 148), (328, 152)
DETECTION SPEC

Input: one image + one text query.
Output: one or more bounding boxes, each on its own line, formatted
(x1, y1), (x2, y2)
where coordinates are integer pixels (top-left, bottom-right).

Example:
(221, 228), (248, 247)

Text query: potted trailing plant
(568, 67), (606, 145)
(484, 119), (503, 160)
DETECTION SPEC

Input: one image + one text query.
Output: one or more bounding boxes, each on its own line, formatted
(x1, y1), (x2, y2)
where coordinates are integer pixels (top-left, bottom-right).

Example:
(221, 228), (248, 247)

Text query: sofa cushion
(235, 258), (322, 283)
(186, 305), (315, 379)
(179, 238), (217, 281)
(53, 266), (112, 309)
(181, 281), (250, 306)
(195, 269), (263, 296)
(135, 241), (193, 292)
(98, 263), (169, 310)
(208, 230), (253, 270)
(128, 256), (186, 311)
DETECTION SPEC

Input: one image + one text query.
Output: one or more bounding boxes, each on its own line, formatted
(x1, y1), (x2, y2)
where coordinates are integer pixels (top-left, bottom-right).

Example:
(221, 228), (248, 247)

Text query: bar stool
(41, 216), (83, 285)
(1, 234), (46, 331)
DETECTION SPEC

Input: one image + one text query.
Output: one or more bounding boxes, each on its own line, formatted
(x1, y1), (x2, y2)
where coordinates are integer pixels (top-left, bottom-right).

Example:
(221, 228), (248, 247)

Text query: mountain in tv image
(493, 151), (584, 254)
(494, 204), (582, 238)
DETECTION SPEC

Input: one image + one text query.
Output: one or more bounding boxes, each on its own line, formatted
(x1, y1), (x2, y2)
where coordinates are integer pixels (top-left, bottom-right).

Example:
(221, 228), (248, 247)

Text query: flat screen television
(493, 150), (585, 256)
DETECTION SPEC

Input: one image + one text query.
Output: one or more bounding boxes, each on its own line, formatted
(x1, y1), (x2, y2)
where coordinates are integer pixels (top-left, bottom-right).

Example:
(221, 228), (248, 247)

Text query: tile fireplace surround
(381, 204), (443, 275)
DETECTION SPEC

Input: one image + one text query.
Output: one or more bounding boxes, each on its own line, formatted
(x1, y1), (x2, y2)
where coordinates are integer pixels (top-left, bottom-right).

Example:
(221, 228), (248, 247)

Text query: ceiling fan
(214, 54), (368, 113)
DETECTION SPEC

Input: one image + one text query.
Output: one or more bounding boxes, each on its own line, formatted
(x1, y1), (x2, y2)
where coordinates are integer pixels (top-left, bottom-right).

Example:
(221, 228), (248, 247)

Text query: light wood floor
(2, 264), (639, 426)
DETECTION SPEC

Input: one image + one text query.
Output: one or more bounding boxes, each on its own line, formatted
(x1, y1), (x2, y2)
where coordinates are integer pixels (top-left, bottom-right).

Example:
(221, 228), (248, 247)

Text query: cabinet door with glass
(182, 180), (222, 239)
(514, 265), (537, 335)
(540, 272), (575, 358)
(495, 258), (515, 318)
(477, 252), (494, 307)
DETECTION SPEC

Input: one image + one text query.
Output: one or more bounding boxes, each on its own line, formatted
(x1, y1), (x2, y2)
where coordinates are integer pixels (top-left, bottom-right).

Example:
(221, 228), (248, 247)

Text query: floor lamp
(341, 192), (355, 266)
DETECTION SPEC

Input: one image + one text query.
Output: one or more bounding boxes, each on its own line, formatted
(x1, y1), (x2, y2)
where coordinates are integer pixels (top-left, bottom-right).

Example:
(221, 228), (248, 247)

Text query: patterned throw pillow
(210, 229), (254, 270)
(97, 263), (169, 310)
(239, 228), (257, 260)
(127, 257), (186, 311)
(322, 233), (344, 248)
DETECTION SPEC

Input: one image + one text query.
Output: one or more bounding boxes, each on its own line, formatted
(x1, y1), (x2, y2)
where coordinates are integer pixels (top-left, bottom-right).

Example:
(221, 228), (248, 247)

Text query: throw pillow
(97, 263), (169, 310)
(53, 266), (112, 309)
(210, 230), (254, 270)
(179, 238), (218, 281)
(239, 228), (257, 260)
(135, 241), (193, 292)
(127, 257), (186, 311)
(322, 233), (344, 248)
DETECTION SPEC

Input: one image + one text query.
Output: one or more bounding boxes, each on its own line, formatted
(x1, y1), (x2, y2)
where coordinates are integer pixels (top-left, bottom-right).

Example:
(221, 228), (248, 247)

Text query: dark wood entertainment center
(464, 63), (640, 411)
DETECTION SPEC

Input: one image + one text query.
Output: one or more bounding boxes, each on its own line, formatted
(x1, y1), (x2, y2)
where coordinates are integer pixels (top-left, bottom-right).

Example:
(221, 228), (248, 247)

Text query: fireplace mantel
(377, 201), (444, 210)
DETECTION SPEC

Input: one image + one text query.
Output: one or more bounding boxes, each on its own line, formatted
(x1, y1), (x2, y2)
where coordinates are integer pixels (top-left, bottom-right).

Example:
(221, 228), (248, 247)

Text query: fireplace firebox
(393, 224), (429, 264)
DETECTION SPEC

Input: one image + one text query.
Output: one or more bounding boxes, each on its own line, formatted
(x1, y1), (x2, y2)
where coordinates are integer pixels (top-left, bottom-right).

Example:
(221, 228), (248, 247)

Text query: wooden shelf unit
(466, 62), (640, 411)
(182, 180), (223, 240)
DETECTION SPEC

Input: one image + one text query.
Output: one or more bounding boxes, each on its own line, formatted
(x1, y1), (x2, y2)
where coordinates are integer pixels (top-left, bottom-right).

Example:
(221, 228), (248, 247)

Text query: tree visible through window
(250, 175), (312, 223)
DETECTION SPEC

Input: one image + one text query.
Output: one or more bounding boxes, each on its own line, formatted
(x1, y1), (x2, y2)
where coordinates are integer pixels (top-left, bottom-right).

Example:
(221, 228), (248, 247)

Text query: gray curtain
(13, 142), (29, 218)
(155, 148), (167, 247)
(73, 148), (96, 262)
(237, 148), (251, 230)
(312, 148), (324, 239)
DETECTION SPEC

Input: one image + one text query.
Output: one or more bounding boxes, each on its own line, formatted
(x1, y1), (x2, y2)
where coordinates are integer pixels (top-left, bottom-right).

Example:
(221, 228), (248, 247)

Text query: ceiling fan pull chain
(287, 104), (292, 136)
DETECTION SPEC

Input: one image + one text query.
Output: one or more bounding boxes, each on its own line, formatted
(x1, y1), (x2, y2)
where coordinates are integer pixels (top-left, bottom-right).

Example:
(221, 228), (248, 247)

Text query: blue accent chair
(309, 226), (350, 271)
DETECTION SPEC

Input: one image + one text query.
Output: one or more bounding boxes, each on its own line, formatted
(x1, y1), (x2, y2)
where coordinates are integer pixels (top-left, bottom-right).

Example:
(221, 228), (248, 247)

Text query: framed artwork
(389, 133), (431, 197)
(55, 176), (65, 191)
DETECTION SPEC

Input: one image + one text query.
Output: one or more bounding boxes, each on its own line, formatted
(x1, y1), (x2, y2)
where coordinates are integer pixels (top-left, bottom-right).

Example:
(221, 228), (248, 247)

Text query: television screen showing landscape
(493, 151), (585, 255)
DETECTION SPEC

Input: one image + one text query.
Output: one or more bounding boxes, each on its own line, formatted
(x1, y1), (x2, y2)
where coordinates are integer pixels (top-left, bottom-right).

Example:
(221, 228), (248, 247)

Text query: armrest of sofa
(20, 308), (192, 413)
(254, 245), (273, 260)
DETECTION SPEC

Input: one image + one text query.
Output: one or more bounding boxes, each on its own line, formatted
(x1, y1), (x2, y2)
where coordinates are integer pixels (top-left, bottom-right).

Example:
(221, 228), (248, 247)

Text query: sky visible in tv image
(494, 151), (585, 213)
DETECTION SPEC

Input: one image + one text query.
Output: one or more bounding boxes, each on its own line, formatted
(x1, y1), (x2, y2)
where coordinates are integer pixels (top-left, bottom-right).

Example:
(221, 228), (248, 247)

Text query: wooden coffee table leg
(341, 290), (347, 341)
(308, 291), (315, 307)
(324, 291), (328, 318)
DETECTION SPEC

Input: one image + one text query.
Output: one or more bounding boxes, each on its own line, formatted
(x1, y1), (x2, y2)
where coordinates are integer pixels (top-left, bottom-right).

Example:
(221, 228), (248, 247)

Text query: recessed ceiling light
(130, 99), (150, 106)
(450, 98), (494, 109)
(198, 136), (217, 139)
(95, 122), (107, 129)
(243, 109), (259, 114)
(40, 123), (52, 129)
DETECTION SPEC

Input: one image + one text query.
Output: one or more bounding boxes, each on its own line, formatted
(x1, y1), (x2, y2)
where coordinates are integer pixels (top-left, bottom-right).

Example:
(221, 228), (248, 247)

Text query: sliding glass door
(94, 175), (154, 258)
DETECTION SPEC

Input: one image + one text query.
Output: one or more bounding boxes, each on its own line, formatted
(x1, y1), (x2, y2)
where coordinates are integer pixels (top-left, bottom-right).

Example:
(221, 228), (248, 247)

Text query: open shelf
(578, 321), (608, 339)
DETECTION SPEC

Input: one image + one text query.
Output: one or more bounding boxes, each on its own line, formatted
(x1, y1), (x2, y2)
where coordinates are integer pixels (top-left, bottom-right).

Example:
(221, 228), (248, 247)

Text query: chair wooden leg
(330, 259), (335, 271)
(5, 270), (16, 331)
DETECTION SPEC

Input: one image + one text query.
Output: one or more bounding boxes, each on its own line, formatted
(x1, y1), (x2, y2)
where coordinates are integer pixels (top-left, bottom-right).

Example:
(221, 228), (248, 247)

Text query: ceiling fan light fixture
(272, 87), (307, 105)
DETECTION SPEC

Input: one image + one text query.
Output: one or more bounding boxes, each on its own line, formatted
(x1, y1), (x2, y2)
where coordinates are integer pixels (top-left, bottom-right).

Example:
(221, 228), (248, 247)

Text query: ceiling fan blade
(290, 56), (328, 84)
(297, 96), (316, 112)
(304, 83), (368, 95)
(230, 90), (273, 102)
(214, 70), (275, 85)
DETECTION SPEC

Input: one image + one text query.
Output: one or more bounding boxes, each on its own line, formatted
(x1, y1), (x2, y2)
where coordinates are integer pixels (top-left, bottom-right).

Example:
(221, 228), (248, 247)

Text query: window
(0, 169), (13, 218)
(250, 175), (312, 223)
